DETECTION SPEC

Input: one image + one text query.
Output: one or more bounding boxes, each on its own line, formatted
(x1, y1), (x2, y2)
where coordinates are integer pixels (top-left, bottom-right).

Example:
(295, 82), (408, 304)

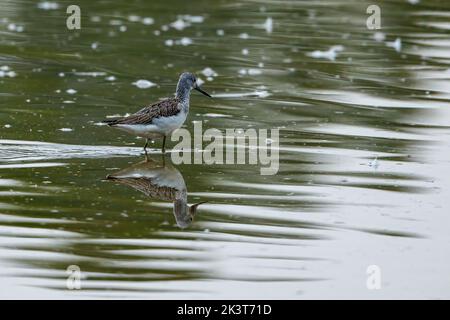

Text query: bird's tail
(102, 119), (119, 126)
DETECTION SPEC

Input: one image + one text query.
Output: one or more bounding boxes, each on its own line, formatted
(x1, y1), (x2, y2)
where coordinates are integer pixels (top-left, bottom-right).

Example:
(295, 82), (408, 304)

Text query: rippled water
(1, 0), (450, 299)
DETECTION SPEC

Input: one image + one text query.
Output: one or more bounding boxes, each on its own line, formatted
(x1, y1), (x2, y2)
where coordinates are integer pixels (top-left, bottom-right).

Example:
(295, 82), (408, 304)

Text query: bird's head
(173, 199), (207, 229)
(177, 72), (211, 98)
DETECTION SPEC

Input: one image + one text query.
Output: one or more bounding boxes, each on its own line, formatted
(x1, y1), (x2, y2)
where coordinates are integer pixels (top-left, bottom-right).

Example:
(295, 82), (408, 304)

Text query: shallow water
(1, 0), (450, 299)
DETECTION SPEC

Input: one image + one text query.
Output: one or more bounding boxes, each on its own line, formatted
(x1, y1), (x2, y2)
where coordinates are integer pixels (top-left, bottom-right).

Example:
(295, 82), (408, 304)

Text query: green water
(1, 0), (450, 298)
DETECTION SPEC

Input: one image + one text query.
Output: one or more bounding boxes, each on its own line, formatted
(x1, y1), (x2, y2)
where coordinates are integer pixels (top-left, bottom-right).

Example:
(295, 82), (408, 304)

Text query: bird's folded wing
(105, 98), (180, 125)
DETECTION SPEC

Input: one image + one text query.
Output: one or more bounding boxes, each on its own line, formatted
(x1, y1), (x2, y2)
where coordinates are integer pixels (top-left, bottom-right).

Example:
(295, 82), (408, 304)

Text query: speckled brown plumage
(103, 98), (181, 126)
(107, 176), (178, 201)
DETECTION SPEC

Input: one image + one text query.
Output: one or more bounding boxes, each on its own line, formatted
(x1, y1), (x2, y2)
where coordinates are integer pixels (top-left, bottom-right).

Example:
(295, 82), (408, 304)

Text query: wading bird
(103, 72), (211, 153)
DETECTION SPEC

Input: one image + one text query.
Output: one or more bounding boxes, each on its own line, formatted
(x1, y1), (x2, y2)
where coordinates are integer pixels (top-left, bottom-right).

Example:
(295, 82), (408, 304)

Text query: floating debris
(242, 48), (249, 55)
(373, 32), (386, 42)
(196, 77), (205, 86)
(4, 124), (12, 128)
(165, 37), (192, 46)
(142, 17), (154, 25)
(369, 157), (379, 169)
(178, 37), (193, 46)
(91, 42), (99, 50)
(66, 89), (77, 94)
(216, 29), (225, 36)
(7, 23), (24, 32)
(258, 17), (273, 33)
(239, 33), (249, 39)
(201, 67), (218, 78)
(37, 1), (59, 10)
(307, 45), (344, 61)
(386, 38), (402, 52)
(58, 128), (73, 132)
(181, 15), (204, 23)
(109, 19), (123, 26)
(128, 15), (140, 22)
(0, 70), (16, 78)
(169, 15), (203, 31)
(239, 68), (263, 76)
(132, 79), (156, 89)
(105, 76), (116, 81)
(171, 18), (189, 30)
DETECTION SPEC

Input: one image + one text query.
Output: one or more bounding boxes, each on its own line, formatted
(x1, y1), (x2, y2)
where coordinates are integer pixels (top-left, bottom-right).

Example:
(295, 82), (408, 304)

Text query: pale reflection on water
(0, 0), (450, 298)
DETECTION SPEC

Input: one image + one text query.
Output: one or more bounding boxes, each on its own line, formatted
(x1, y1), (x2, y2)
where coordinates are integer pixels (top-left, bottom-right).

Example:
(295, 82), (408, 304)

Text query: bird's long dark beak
(189, 201), (208, 216)
(195, 87), (212, 98)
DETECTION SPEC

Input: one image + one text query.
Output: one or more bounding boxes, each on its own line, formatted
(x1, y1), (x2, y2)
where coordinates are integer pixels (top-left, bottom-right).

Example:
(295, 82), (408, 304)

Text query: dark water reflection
(105, 156), (207, 229)
(1, 0), (450, 298)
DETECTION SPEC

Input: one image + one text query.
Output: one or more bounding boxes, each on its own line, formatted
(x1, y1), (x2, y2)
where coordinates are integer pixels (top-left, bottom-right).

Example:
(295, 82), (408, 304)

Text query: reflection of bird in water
(105, 156), (206, 228)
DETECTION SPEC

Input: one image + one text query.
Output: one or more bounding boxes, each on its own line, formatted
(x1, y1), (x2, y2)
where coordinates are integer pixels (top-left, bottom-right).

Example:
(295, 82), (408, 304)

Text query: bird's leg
(143, 138), (150, 161)
(144, 138), (149, 151)
(162, 136), (166, 154)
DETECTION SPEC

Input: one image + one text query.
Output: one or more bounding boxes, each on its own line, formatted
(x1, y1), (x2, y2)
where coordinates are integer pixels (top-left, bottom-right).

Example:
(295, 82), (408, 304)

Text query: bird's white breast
(114, 111), (187, 138)
(152, 110), (187, 135)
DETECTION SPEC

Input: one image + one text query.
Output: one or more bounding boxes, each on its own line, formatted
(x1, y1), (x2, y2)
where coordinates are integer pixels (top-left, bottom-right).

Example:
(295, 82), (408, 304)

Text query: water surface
(1, 0), (450, 299)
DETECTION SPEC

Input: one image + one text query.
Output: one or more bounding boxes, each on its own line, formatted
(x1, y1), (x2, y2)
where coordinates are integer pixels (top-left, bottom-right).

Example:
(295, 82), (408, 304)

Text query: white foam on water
(239, 33), (249, 39)
(132, 80), (156, 89)
(386, 37), (402, 52)
(181, 15), (204, 23)
(142, 17), (154, 25)
(196, 77), (205, 86)
(37, 1), (59, 10)
(373, 32), (385, 42)
(7, 24), (24, 32)
(170, 19), (190, 30)
(258, 17), (273, 33)
(201, 67), (218, 77)
(0, 70), (17, 78)
(307, 45), (344, 61)
(177, 37), (193, 46)
(128, 15), (140, 22)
